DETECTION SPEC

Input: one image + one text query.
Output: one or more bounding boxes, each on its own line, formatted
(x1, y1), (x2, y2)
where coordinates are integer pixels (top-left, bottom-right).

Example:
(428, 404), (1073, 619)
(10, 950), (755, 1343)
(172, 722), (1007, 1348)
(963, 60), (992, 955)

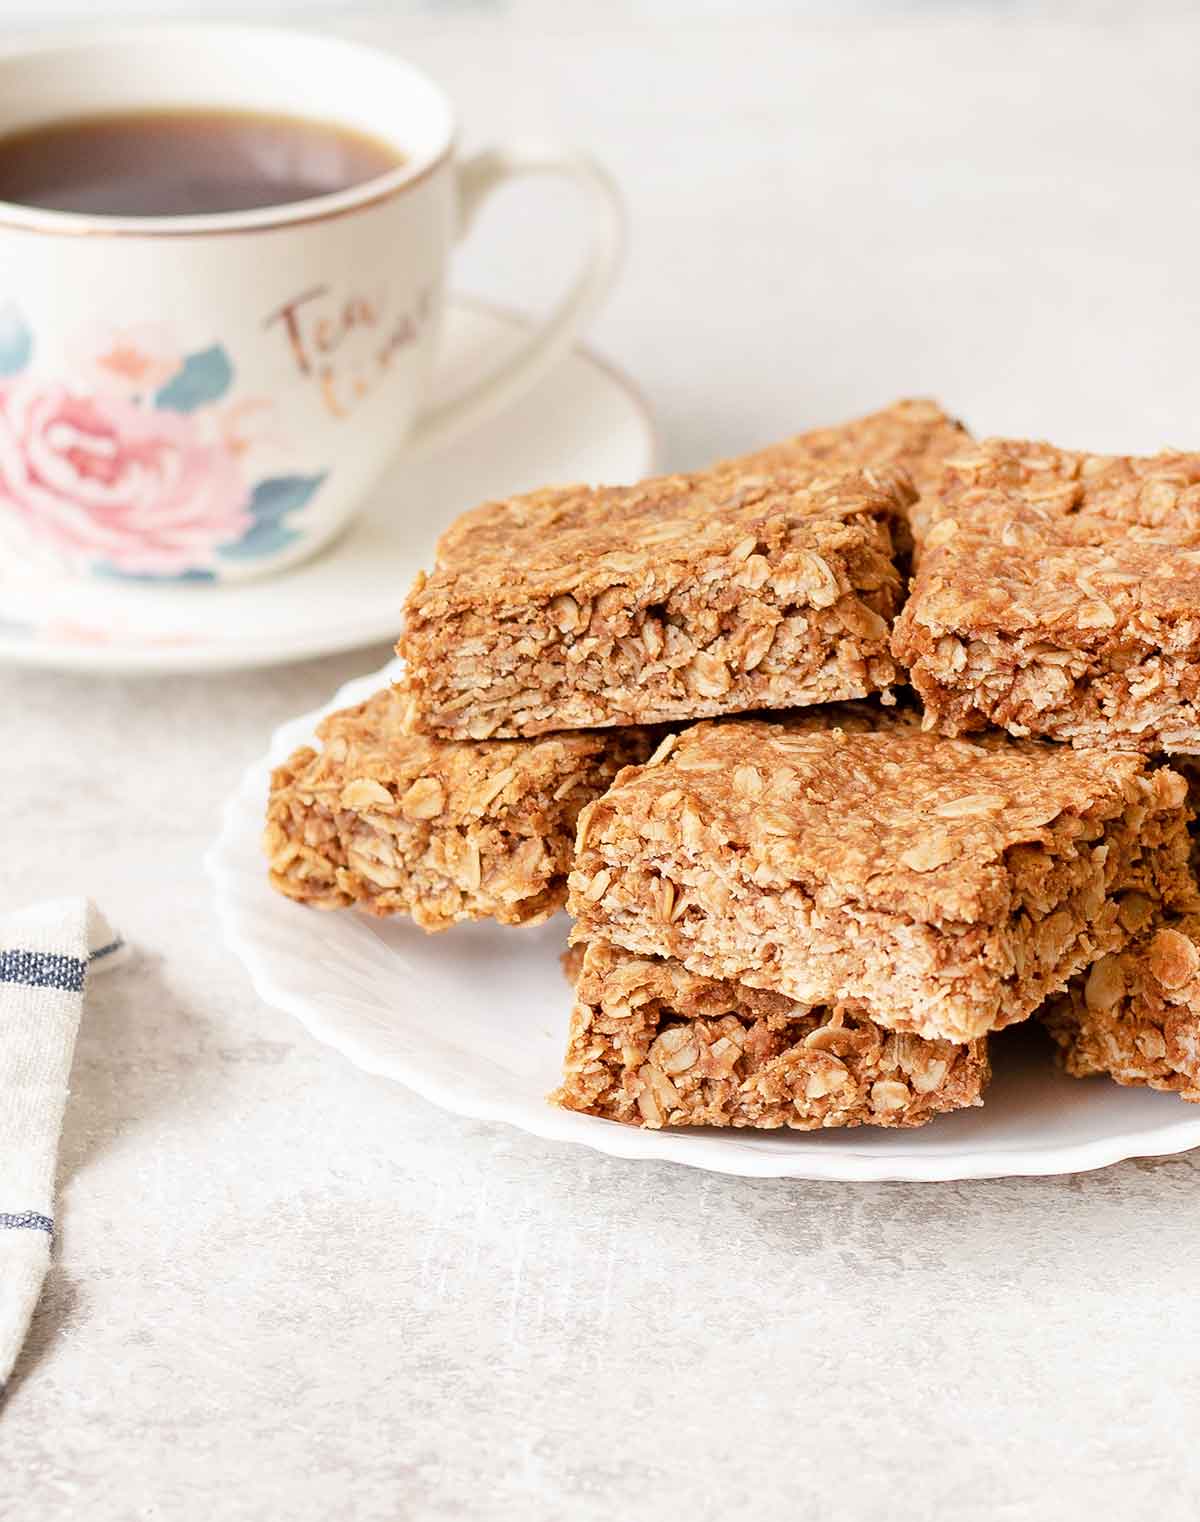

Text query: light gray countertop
(4, 8), (1200, 1518)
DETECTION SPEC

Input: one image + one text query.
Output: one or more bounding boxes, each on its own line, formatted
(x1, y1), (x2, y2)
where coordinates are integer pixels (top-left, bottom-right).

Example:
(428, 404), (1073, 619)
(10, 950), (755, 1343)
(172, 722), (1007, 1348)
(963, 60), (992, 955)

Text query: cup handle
(404, 141), (624, 457)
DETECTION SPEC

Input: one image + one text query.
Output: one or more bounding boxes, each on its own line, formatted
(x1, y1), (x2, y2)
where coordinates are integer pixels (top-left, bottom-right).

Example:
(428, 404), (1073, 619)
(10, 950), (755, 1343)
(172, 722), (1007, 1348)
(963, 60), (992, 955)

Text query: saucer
(0, 298), (656, 674)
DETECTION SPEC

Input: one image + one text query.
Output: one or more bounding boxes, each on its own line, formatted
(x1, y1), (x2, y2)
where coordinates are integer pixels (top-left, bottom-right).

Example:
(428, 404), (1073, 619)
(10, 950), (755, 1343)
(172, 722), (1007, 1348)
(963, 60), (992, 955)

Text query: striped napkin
(1, 898), (125, 1393)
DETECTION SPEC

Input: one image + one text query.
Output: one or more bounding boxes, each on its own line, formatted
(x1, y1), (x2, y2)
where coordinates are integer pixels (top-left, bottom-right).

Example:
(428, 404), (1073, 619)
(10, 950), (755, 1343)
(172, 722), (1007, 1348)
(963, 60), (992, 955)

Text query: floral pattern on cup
(0, 303), (325, 579)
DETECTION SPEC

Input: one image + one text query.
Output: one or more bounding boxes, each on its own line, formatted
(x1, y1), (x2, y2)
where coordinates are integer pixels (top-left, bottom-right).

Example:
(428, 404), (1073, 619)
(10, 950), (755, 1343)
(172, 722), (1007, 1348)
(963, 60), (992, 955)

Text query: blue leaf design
(93, 564), (216, 584)
(218, 519), (302, 560)
(218, 472), (326, 560)
(0, 303), (32, 375)
(247, 473), (326, 522)
(154, 344), (234, 411)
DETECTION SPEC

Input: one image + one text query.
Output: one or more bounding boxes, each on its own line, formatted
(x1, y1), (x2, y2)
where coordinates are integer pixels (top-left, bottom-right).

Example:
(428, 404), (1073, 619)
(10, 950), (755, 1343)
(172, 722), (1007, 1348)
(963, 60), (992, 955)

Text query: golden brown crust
(729, 397), (971, 556)
(931, 436), (1200, 532)
(264, 686), (654, 932)
(892, 437), (1200, 750)
(731, 399), (969, 492)
(567, 719), (1193, 1043)
(553, 941), (989, 1129)
(431, 453), (907, 568)
(1042, 909), (1200, 1102)
(398, 466), (909, 739)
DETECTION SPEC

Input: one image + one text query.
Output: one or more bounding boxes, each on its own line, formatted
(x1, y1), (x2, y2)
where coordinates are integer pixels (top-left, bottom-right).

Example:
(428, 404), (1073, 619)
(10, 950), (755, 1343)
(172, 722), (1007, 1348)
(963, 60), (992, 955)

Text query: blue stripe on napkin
(0, 950), (85, 993)
(0, 1212), (53, 1233)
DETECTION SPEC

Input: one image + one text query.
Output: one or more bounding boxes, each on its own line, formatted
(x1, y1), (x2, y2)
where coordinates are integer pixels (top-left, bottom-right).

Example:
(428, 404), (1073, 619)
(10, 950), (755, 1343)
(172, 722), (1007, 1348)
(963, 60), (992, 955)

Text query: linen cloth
(0, 898), (125, 1391)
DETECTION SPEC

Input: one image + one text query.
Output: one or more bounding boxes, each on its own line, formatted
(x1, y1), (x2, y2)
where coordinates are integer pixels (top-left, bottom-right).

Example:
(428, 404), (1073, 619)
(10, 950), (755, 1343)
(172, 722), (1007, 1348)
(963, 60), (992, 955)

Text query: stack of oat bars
(265, 399), (1200, 1132)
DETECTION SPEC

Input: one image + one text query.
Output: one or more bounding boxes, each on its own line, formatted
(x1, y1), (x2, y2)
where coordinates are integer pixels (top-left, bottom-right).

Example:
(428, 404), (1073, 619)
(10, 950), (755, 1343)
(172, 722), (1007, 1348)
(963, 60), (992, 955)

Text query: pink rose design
(0, 379), (252, 574)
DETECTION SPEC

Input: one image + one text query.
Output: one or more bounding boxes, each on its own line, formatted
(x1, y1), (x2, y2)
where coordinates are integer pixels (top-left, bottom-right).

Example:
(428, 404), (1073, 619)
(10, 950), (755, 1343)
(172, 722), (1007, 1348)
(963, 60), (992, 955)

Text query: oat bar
(554, 941), (989, 1130)
(567, 719), (1193, 1044)
(728, 397), (971, 555)
(398, 466), (908, 739)
(730, 398), (969, 495)
(1042, 910), (1200, 1103)
(265, 686), (654, 932)
(892, 438), (1200, 750)
(931, 436), (1200, 534)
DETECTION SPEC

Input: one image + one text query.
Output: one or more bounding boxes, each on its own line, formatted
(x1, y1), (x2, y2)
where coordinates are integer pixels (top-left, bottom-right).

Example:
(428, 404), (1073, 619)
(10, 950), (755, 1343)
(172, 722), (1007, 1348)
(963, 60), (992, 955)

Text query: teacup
(0, 25), (623, 582)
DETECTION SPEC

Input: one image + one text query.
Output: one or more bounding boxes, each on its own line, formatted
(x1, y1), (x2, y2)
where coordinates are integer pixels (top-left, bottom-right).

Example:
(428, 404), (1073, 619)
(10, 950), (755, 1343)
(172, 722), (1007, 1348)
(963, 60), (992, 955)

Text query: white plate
(208, 658), (1200, 1180)
(0, 298), (655, 674)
